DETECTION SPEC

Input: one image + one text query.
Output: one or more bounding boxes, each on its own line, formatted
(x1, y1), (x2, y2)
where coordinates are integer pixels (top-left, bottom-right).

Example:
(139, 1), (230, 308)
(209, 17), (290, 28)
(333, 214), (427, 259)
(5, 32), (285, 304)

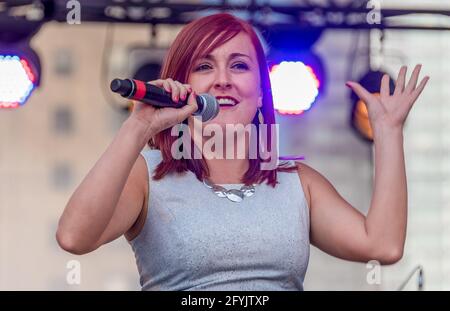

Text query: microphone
(110, 78), (219, 122)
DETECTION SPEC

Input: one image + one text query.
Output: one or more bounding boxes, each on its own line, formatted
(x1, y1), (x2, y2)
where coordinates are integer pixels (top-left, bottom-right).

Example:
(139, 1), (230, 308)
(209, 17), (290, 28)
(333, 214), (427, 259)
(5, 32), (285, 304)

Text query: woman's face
(187, 31), (262, 128)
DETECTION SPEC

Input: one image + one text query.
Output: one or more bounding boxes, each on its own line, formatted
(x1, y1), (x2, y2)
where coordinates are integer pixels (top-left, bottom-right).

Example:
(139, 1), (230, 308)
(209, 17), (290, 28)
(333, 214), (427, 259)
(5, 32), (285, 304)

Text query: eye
(194, 63), (212, 71)
(232, 62), (249, 70)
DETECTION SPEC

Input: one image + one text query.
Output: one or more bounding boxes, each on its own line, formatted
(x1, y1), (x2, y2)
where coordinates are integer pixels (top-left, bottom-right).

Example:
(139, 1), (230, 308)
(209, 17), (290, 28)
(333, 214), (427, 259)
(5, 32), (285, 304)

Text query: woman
(56, 13), (429, 290)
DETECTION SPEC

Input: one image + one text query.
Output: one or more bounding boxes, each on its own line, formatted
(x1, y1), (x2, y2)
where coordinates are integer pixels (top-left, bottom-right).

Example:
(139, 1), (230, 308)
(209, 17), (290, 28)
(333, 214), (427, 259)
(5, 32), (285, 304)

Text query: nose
(213, 68), (232, 90)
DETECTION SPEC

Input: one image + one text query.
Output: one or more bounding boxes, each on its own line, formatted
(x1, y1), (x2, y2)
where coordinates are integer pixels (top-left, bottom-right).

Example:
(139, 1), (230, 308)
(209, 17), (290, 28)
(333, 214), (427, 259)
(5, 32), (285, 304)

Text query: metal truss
(1, 0), (450, 31)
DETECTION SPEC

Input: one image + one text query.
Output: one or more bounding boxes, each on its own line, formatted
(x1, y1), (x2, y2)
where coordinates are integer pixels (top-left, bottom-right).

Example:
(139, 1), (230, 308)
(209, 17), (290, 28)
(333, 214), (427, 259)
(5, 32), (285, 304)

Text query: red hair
(150, 13), (296, 187)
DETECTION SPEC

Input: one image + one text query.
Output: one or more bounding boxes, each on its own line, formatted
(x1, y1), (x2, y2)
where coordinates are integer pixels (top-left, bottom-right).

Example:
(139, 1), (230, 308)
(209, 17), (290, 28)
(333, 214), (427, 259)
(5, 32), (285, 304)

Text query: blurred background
(0, 0), (449, 290)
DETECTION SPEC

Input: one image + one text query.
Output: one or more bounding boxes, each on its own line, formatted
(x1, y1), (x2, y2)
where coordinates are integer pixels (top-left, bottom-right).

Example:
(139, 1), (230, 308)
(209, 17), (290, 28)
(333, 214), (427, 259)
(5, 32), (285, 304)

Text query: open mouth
(216, 96), (239, 107)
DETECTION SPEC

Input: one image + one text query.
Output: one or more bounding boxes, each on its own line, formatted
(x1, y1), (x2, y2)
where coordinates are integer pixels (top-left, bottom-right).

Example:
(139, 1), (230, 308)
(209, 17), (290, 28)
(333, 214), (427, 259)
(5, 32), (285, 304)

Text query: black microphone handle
(138, 83), (189, 108)
(110, 78), (219, 121)
(113, 78), (199, 109)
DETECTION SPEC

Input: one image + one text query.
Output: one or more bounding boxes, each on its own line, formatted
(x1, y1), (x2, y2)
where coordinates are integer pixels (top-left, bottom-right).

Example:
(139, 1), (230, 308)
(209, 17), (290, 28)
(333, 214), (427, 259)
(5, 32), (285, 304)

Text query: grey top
(128, 149), (310, 291)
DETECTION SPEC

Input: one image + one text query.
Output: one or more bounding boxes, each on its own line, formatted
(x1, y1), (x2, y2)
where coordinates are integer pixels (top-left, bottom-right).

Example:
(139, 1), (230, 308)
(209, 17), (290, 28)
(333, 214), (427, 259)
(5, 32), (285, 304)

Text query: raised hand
(130, 78), (198, 136)
(346, 65), (430, 135)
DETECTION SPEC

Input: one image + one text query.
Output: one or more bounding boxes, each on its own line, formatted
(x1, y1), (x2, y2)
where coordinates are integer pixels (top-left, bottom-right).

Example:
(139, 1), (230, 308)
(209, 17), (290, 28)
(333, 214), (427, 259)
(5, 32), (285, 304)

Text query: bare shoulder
(295, 162), (327, 183)
(294, 162), (313, 209)
(294, 162), (336, 210)
(295, 162), (316, 179)
(294, 162), (342, 211)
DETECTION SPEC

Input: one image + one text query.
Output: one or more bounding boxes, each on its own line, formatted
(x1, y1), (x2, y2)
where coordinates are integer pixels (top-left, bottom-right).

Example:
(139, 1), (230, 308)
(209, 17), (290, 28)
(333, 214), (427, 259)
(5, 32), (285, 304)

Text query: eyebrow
(200, 53), (252, 61)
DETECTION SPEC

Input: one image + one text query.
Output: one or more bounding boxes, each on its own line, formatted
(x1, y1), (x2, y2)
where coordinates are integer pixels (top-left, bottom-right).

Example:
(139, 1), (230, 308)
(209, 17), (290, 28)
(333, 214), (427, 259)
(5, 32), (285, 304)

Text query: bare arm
(299, 146), (404, 265)
(365, 127), (407, 262)
(302, 65), (429, 265)
(56, 119), (151, 255)
(56, 79), (197, 255)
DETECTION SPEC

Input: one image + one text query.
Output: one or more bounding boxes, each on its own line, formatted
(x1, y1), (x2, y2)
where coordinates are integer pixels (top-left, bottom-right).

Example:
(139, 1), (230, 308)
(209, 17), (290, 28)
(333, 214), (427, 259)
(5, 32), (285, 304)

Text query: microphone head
(196, 93), (219, 122)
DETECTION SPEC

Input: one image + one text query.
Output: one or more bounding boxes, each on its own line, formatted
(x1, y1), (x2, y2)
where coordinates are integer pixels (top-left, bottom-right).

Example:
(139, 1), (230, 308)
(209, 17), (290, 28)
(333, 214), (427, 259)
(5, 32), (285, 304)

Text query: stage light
(0, 54), (37, 108)
(260, 25), (325, 115)
(0, 40), (41, 108)
(268, 50), (325, 115)
(349, 70), (395, 142)
(0, 10), (44, 109)
(269, 60), (320, 115)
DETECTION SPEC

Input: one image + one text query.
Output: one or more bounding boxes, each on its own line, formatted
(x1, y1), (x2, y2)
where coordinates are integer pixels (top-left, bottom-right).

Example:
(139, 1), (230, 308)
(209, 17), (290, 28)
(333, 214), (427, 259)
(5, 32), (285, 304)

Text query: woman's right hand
(128, 78), (198, 137)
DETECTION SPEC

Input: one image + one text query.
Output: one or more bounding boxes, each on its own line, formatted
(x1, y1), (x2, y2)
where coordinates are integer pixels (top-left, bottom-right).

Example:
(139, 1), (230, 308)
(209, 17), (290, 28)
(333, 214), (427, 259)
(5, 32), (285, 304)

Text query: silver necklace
(202, 178), (255, 203)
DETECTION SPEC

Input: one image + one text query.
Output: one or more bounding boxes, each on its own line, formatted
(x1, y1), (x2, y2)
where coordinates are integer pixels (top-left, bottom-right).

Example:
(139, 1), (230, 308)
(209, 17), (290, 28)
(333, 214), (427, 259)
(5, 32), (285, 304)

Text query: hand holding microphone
(110, 78), (219, 134)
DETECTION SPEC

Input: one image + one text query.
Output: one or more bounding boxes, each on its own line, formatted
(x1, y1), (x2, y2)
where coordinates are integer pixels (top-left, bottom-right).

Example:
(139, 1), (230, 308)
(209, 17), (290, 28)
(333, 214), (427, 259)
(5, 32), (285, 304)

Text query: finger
(394, 66), (407, 95)
(410, 76), (430, 103)
(162, 80), (171, 93)
(405, 64), (422, 93)
(174, 81), (188, 101)
(182, 84), (193, 101)
(380, 74), (390, 99)
(176, 91), (198, 122)
(166, 79), (180, 102)
(186, 90), (198, 112)
(346, 81), (373, 105)
(147, 79), (164, 87)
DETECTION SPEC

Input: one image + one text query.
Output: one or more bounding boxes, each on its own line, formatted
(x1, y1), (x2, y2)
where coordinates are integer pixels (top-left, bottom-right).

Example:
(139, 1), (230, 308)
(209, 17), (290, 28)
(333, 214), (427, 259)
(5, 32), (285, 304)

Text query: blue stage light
(0, 54), (37, 108)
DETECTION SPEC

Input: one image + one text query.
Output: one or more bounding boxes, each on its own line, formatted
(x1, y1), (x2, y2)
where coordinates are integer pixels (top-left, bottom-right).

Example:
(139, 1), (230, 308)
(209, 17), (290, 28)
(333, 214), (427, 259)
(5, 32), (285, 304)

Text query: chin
(203, 116), (253, 128)
(207, 107), (256, 126)
(188, 106), (256, 131)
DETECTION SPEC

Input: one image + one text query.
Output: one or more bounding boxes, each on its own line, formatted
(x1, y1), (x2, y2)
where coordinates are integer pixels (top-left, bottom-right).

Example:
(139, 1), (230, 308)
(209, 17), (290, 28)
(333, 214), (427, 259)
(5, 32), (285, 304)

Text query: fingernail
(181, 94), (186, 101)
(175, 96), (179, 102)
(345, 82), (352, 88)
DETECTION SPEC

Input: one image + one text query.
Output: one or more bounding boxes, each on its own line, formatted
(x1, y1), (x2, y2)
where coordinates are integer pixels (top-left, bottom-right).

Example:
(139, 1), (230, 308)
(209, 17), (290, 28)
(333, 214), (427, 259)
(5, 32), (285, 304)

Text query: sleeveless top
(128, 149), (310, 291)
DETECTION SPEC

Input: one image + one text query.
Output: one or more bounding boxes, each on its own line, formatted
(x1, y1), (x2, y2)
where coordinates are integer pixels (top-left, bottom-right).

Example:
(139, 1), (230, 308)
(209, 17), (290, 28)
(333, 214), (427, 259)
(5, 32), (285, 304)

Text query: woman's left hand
(346, 64), (430, 134)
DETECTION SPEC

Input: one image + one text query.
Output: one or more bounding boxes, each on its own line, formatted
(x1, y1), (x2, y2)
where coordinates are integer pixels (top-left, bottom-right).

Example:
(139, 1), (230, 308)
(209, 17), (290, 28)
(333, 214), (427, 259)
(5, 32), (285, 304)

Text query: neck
(188, 119), (252, 184)
(205, 158), (249, 184)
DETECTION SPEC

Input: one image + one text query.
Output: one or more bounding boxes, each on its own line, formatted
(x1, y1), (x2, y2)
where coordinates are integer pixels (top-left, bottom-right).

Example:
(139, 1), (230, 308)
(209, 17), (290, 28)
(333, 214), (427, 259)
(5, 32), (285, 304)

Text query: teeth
(217, 98), (237, 106)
